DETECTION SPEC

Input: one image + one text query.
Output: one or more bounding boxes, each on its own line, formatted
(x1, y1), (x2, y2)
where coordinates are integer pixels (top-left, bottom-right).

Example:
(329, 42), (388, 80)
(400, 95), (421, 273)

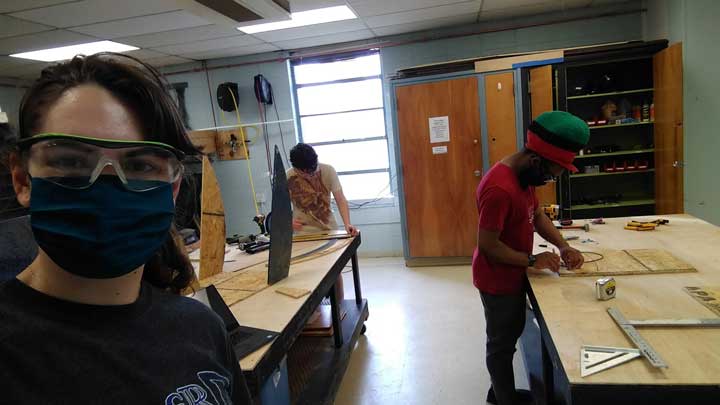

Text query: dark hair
(289, 143), (318, 172)
(17, 53), (198, 294)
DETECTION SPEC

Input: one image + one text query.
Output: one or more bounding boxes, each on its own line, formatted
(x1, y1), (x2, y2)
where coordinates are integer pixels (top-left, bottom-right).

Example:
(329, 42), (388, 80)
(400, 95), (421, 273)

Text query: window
(291, 51), (391, 201)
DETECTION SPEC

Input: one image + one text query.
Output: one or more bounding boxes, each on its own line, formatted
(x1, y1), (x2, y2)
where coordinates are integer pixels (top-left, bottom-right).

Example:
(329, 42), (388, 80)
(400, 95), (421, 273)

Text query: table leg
(351, 253), (363, 306)
(329, 282), (344, 348)
(541, 334), (555, 405)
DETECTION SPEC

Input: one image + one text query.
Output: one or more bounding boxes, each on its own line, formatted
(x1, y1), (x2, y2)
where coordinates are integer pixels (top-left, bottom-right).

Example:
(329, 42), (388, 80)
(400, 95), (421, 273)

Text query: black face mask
(518, 160), (555, 188)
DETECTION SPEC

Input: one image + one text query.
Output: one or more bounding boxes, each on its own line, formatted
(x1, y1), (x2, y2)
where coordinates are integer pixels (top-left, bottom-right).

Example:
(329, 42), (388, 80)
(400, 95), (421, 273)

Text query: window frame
(290, 50), (393, 204)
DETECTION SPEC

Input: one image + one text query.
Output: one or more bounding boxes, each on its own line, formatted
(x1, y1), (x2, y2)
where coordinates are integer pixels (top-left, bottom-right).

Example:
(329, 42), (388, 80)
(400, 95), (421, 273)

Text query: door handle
(673, 161), (685, 168)
(474, 170), (482, 177)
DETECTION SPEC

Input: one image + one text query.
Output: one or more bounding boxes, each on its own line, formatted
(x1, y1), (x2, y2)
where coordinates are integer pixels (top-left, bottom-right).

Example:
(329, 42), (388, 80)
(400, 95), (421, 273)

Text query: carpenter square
(607, 307), (668, 368)
(580, 345), (641, 377)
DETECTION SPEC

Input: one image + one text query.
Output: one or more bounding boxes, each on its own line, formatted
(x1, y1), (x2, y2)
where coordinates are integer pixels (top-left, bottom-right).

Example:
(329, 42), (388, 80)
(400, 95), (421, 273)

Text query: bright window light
(10, 40), (139, 62)
(237, 5), (356, 34)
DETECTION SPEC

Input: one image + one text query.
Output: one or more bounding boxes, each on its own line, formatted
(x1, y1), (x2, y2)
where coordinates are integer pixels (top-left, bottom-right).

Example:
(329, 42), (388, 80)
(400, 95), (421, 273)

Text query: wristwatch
(528, 254), (537, 268)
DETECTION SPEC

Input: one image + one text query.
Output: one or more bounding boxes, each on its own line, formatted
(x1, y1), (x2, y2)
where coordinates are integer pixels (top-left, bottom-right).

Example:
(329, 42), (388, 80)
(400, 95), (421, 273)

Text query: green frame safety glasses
(18, 133), (185, 192)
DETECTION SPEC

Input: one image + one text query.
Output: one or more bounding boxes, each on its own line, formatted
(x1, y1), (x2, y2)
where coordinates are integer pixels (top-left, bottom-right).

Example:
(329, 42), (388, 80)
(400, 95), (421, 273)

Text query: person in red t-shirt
(474, 111), (590, 405)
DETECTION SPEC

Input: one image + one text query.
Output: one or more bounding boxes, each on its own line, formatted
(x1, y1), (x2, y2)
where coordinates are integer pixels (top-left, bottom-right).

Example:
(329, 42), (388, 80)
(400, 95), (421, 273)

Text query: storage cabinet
(521, 41), (684, 219)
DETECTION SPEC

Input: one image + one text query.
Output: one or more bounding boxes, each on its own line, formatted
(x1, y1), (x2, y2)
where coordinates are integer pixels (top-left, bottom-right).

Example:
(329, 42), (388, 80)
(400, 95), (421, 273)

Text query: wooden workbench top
(214, 238), (354, 371)
(529, 214), (720, 385)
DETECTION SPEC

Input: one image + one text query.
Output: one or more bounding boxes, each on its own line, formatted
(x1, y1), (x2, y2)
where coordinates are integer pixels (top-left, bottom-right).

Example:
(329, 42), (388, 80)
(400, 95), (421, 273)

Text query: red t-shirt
(472, 163), (538, 294)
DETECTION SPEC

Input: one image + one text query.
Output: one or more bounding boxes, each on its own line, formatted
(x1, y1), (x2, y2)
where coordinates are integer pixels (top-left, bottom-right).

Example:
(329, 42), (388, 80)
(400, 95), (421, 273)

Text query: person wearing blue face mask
(0, 53), (251, 404)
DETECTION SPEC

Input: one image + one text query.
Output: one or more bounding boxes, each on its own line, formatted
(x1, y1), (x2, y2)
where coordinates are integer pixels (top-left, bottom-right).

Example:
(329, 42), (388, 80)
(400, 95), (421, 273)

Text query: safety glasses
(18, 133), (185, 192)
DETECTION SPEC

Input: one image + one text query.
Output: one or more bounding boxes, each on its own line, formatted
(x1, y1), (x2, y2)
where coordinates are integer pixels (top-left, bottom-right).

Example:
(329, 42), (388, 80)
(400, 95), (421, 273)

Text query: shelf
(575, 148), (655, 159)
(571, 199), (656, 211)
(567, 88), (654, 100)
(572, 169), (655, 178)
(589, 121), (653, 130)
(288, 299), (368, 405)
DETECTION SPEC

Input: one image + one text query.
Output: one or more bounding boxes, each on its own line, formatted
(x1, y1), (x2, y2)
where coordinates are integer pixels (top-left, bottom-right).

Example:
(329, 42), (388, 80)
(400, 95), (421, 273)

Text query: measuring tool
(581, 345), (641, 377)
(557, 223), (590, 232)
(607, 307), (668, 368)
(607, 307), (720, 370)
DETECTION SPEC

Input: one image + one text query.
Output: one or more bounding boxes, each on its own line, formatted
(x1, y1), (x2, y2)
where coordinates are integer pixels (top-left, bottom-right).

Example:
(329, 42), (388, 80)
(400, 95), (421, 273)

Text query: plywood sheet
(684, 286), (720, 317)
(217, 289), (255, 306)
(276, 287), (311, 299)
(199, 156), (226, 280)
(560, 249), (696, 277)
(217, 271), (268, 292)
(627, 249), (694, 271)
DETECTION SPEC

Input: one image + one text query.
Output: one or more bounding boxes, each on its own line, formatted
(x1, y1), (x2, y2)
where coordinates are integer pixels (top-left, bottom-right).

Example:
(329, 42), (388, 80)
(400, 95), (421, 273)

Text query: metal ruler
(607, 307), (668, 368)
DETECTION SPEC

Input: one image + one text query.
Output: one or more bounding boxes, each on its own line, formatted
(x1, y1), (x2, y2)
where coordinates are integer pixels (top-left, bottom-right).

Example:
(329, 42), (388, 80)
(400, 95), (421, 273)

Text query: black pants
(481, 291), (527, 405)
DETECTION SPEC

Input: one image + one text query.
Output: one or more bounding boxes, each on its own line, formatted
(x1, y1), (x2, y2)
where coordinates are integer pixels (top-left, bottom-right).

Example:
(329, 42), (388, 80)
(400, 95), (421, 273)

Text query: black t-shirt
(0, 278), (252, 404)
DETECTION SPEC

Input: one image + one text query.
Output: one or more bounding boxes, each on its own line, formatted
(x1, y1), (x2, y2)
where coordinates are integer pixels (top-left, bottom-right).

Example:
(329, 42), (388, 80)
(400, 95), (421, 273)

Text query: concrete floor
(335, 257), (528, 405)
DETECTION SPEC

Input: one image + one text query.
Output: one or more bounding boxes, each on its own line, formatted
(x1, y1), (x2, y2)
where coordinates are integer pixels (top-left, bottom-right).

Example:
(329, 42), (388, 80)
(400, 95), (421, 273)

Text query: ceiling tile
(290, 0), (347, 12)
(0, 56), (37, 72)
(252, 19), (368, 42)
(349, 0), (469, 17)
(115, 24), (241, 48)
(0, 29), (96, 54)
(0, 61), (54, 79)
(363, 1), (481, 28)
(481, 0), (551, 11)
(10, 0), (181, 28)
(145, 55), (194, 67)
(0, 0), (75, 14)
(371, 14), (476, 36)
(180, 43), (280, 60)
(273, 29), (375, 50)
(69, 11), (211, 39)
(0, 15), (54, 39)
(478, 2), (562, 20)
(122, 48), (168, 60)
(151, 34), (262, 55)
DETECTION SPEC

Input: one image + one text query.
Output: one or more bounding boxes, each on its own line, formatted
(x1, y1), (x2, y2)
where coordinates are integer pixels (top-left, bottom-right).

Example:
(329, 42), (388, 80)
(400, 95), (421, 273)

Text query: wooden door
(396, 77), (483, 257)
(653, 43), (684, 214)
(529, 65), (557, 206)
(484, 72), (518, 166)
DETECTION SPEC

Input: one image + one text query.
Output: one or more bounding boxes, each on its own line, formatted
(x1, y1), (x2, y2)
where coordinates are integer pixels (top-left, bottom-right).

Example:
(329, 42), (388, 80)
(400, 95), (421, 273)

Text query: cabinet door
(396, 77), (483, 257)
(653, 43), (684, 214)
(529, 65), (558, 206)
(485, 72), (518, 166)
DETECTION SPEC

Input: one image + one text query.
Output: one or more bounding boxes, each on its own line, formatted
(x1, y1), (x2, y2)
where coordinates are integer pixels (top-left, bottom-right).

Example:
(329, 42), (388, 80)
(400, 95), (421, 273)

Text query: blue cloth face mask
(29, 175), (175, 279)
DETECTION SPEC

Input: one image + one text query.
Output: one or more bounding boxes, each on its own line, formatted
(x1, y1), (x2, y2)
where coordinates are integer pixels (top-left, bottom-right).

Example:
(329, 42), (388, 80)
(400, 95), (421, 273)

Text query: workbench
(200, 236), (368, 404)
(522, 214), (720, 405)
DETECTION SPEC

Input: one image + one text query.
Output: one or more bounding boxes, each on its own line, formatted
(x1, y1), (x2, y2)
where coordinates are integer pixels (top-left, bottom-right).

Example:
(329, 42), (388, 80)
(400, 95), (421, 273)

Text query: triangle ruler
(580, 345), (641, 377)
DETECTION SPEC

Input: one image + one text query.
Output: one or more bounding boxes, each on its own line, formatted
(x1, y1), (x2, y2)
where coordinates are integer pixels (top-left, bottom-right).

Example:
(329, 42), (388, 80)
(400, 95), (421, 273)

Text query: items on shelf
(601, 160), (650, 173)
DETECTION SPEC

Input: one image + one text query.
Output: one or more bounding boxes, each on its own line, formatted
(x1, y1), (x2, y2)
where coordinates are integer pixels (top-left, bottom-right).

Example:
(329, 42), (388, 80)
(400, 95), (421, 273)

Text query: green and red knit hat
(526, 111), (590, 173)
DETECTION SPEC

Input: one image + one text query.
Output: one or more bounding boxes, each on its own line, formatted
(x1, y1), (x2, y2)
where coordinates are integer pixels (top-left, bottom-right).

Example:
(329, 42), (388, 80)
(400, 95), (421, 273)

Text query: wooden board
(653, 42), (684, 214)
(217, 271), (268, 291)
(276, 287), (311, 299)
(484, 72), (518, 167)
(199, 156), (226, 280)
(474, 50), (564, 73)
(684, 286), (720, 317)
(559, 249), (697, 277)
(187, 129), (217, 154)
(626, 249), (694, 271)
(529, 215), (720, 385)
(529, 64), (557, 206)
(395, 77), (482, 257)
(216, 289), (254, 306)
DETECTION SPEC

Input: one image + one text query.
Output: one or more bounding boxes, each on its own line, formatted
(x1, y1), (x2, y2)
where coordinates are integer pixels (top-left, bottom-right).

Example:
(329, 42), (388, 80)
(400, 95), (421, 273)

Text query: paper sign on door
(429, 116), (450, 143)
(432, 146), (448, 154)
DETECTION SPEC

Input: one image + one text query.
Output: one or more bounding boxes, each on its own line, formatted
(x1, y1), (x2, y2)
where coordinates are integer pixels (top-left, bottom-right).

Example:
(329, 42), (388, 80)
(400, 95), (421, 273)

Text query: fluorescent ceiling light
(10, 40), (139, 62)
(237, 5), (356, 34)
